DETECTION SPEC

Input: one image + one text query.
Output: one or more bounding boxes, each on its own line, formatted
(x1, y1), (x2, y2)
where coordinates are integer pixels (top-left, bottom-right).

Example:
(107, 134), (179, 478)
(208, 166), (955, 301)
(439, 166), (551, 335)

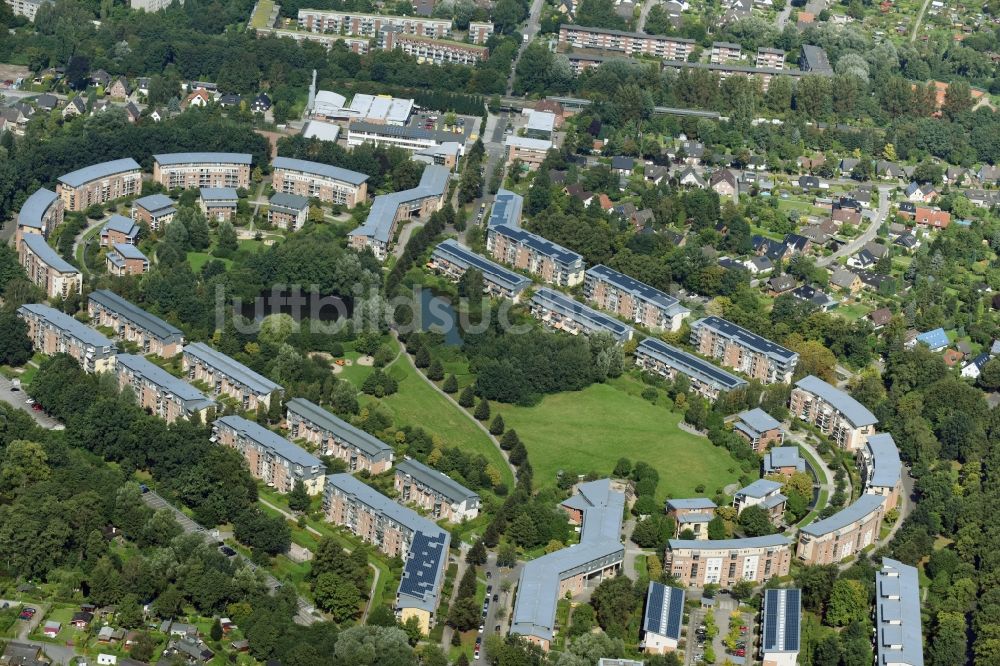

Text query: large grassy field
(495, 378), (742, 500)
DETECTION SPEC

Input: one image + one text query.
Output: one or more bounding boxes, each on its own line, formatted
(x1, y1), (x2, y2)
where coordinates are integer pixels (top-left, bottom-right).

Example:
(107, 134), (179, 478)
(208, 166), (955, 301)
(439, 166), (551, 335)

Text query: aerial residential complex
(790, 375), (878, 450)
(393, 458), (480, 523)
(467, 21), (494, 44)
(428, 238), (532, 300)
(199, 188), (239, 221)
(876, 559), (924, 666)
(213, 415), (327, 495)
(17, 233), (82, 299)
(56, 158), (142, 211)
(733, 479), (787, 525)
(115, 354), (215, 424)
(635, 338), (748, 400)
(690, 316), (799, 384)
(763, 447), (806, 476)
(734, 408), (784, 452)
(15, 187), (64, 242)
(859, 433), (903, 510)
(666, 498), (717, 540)
(100, 215), (139, 246)
(132, 194), (177, 231)
(182, 342), (283, 411)
(285, 397), (395, 474)
(349, 164), (449, 260)
(486, 224), (583, 287)
(88, 289), (184, 358)
(640, 582), (684, 654)
(511, 479), (625, 650)
(530, 288), (634, 343)
(152, 153), (252, 190)
(296, 10), (452, 39)
(323, 473), (449, 633)
(267, 193), (311, 231)
(665, 536), (792, 587)
(584, 264), (690, 332)
(17, 303), (117, 374)
(106, 243), (149, 276)
(271, 157), (369, 207)
(796, 494), (886, 565)
(760, 589), (801, 666)
(380, 32), (487, 65)
(557, 25), (695, 60)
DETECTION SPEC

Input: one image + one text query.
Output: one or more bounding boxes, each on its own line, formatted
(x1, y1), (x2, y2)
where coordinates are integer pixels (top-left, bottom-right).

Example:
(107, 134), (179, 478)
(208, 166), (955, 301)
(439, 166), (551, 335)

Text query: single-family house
(909, 328), (948, 352)
(830, 268), (862, 294)
(962, 353), (990, 379)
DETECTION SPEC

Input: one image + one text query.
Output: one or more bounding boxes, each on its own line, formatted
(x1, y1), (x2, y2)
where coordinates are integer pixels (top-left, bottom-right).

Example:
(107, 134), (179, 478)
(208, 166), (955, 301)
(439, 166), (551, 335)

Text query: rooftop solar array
(490, 222), (583, 267)
(762, 588), (801, 653)
(693, 316), (798, 363)
(585, 264), (688, 316)
(531, 288), (633, 342)
(642, 582), (685, 640)
(488, 189), (523, 229)
(432, 239), (532, 294)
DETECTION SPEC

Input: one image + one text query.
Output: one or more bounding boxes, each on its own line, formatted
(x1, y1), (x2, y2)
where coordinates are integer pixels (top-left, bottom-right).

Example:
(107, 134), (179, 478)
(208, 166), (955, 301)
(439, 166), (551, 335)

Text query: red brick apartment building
(271, 157), (369, 207)
(57, 158), (142, 211)
(152, 153), (252, 190)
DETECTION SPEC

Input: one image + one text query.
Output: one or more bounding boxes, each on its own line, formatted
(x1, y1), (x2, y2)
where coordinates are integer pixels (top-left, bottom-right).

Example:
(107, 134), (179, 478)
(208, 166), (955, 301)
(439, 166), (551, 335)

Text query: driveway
(817, 186), (890, 267)
(507, 0), (545, 96)
(0, 376), (63, 430)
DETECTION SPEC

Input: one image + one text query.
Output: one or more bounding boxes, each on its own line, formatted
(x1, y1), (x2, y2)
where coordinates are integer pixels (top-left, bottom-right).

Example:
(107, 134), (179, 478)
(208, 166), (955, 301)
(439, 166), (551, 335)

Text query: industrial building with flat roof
(511, 479), (625, 650)
(394, 458), (480, 523)
(665, 535), (792, 587)
(790, 375), (878, 450)
(349, 164), (449, 260)
(797, 494), (885, 565)
(17, 303), (117, 374)
(530, 288), (634, 342)
(213, 415), (326, 494)
(859, 433), (903, 510)
(309, 90), (415, 125)
(635, 338), (747, 400)
(271, 156), (369, 208)
(285, 397), (395, 474)
(584, 264), (689, 332)
(152, 153), (252, 190)
(761, 588), (801, 666)
(323, 473), (449, 634)
(690, 316), (799, 384)
(115, 354), (215, 424)
(182, 342), (283, 411)
(347, 121), (464, 153)
(88, 289), (184, 358)
(57, 158), (142, 211)
(876, 559), (924, 666)
(640, 582), (685, 654)
(18, 233), (82, 299)
(428, 239), (532, 300)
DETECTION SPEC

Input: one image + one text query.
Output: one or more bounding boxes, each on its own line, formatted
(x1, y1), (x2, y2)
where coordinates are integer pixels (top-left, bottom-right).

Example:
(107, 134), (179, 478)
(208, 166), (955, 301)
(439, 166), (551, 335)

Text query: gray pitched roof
(18, 303), (114, 349)
(764, 447), (804, 473)
(637, 338), (748, 392)
(864, 433), (901, 489)
(794, 375), (877, 427)
(111, 243), (147, 261)
(154, 152), (252, 166)
(488, 189), (524, 228)
(667, 535), (791, 550)
(269, 192), (310, 213)
(876, 559), (924, 666)
(586, 264), (687, 316)
(432, 239), (531, 295)
(351, 165), (448, 244)
(737, 408), (781, 433)
(285, 397), (393, 459)
(666, 498), (717, 511)
(117, 354), (214, 412)
(490, 223), (583, 267)
(134, 194), (176, 213)
(58, 158), (141, 188)
(102, 215), (138, 236)
(199, 187), (239, 202)
(395, 458), (479, 505)
(21, 234), (80, 274)
(642, 582), (684, 640)
(693, 316), (798, 364)
(800, 494), (885, 537)
(272, 156), (369, 186)
(215, 415), (325, 471)
(17, 188), (59, 229)
(737, 479), (783, 498)
(532, 288), (633, 342)
(183, 342), (282, 395)
(89, 290), (182, 343)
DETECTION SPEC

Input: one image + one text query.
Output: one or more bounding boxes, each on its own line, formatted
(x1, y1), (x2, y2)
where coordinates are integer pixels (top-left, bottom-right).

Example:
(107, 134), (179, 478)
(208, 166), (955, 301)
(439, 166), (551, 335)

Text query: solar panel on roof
(764, 590), (779, 649)
(644, 584), (664, 634)
(666, 589), (683, 638)
(786, 589), (801, 651)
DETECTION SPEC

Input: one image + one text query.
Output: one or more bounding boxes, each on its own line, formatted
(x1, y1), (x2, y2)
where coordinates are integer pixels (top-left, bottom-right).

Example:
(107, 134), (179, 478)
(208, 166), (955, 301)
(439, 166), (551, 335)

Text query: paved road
(782, 431), (839, 518)
(776, 0), (793, 28)
(70, 217), (106, 274)
(0, 376), (63, 430)
(910, 0), (932, 42)
(393, 219), (427, 259)
(816, 186), (890, 267)
(507, 0), (546, 96)
(637, 0), (659, 32)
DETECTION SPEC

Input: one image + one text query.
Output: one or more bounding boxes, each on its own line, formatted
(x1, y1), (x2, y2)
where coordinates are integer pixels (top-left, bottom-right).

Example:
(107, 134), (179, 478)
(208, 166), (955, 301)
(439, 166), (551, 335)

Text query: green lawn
(187, 251), (231, 272)
(250, 0), (275, 28)
(495, 379), (742, 500)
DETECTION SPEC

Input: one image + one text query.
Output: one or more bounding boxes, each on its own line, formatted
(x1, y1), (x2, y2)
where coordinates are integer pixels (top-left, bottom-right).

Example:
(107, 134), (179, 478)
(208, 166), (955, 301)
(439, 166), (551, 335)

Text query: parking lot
(686, 595), (754, 665)
(407, 111), (480, 141)
(0, 376), (63, 430)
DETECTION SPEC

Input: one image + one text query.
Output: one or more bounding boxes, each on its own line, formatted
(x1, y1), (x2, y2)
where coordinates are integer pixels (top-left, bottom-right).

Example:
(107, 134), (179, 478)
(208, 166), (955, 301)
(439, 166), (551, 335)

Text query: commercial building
(558, 25), (695, 60)
(796, 494), (885, 565)
(100, 215), (139, 246)
(859, 433), (902, 510)
(468, 21), (494, 44)
(152, 153), (252, 190)
(428, 238), (532, 300)
(640, 582), (684, 654)
(16, 187), (64, 242)
(381, 31), (488, 65)
(347, 121), (461, 153)
(311, 91), (414, 125)
(271, 157), (369, 207)
(17, 303), (116, 373)
(584, 264), (689, 332)
(267, 192), (311, 231)
(486, 212), (584, 286)
(876, 559), (924, 666)
(115, 354), (214, 423)
(665, 535), (792, 587)
(285, 397), (394, 474)
(182, 342), (283, 411)
(297, 9), (451, 39)
(760, 588), (801, 666)
(511, 479), (625, 650)
(504, 136), (552, 170)
(199, 188), (239, 221)
(57, 158), (142, 211)
(394, 458), (480, 522)
(690, 316), (799, 384)
(763, 447), (805, 476)
(323, 473), (449, 633)
(132, 194), (176, 231)
(733, 479), (786, 525)
(666, 498), (716, 539)
(734, 408), (784, 452)
(87, 289), (184, 358)
(349, 164), (449, 260)
(790, 375), (878, 450)
(213, 415), (326, 495)
(17, 233), (82, 299)
(412, 142), (463, 170)
(634, 338), (748, 400)
(523, 109), (556, 140)
(530, 288), (634, 342)
(106, 243), (149, 276)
